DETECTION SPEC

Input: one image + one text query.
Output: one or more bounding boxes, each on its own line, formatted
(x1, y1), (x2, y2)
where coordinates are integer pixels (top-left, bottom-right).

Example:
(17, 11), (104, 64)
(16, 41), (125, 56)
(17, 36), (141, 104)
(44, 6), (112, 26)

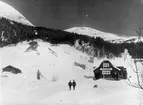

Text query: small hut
(3, 65), (22, 74)
(93, 60), (127, 80)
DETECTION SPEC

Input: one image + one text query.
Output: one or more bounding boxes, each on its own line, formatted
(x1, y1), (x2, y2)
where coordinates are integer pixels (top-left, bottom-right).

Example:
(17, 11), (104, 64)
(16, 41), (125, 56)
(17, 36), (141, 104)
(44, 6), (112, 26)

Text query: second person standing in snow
(72, 80), (76, 90)
(68, 80), (77, 90)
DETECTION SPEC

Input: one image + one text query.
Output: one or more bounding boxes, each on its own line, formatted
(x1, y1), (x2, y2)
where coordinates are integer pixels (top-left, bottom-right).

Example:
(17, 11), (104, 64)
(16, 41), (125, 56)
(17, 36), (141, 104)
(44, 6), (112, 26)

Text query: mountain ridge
(0, 1), (33, 26)
(65, 27), (130, 42)
(0, 1), (142, 58)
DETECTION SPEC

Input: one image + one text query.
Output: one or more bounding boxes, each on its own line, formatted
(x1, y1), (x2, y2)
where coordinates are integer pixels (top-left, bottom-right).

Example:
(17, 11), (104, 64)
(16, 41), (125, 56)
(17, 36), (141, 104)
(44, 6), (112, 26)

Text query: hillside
(0, 41), (141, 105)
(0, 17), (35, 46)
(1, 17), (143, 58)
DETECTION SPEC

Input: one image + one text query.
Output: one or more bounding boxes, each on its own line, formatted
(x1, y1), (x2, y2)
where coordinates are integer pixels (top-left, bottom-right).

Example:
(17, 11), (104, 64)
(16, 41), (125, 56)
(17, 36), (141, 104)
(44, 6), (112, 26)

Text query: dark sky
(1, 0), (143, 36)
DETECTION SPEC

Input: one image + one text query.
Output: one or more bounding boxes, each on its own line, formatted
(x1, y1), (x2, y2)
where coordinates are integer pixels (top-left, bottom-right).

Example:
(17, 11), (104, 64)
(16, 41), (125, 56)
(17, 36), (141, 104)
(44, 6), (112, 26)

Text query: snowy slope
(65, 27), (128, 42)
(124, 36), (143, 43)
(0, 41), (142, 105)
(0, 1), (33, 26)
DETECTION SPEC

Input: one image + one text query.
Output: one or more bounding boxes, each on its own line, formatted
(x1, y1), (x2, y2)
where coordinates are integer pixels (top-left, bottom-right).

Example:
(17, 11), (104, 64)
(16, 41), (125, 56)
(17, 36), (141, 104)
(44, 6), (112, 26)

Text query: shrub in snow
(74, 62), (86, 69)
(51, 74), (58, 82)
(88, 56), (94, 63)
(126, 58), (143, 90)
(2, 75), (8, 77)
(84, 75), (94, 79)
(93, 84), (98, 88)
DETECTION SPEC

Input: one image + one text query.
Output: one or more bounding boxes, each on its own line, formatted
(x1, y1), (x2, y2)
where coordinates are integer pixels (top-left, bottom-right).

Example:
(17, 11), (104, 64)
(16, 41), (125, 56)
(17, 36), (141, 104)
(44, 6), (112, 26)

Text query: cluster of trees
(0, 17), (35, 46)
(122, 42), (143, 58)
(1, 17), (143, 59)
(35, 27), (125, 58)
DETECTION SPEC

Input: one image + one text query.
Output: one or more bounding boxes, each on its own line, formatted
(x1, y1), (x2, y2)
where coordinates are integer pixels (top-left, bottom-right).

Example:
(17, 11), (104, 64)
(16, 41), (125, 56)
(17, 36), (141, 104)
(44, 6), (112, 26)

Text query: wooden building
(93, 60), (127, 80)
(3, 65), (22, 74)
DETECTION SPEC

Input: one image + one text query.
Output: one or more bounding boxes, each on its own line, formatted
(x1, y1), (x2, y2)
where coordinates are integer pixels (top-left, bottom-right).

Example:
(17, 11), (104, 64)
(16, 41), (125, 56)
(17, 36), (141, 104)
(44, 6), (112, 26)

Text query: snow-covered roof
(3, 65), (22, 73)
(94, 60), (122, 71)
(112, 65), (121, 71)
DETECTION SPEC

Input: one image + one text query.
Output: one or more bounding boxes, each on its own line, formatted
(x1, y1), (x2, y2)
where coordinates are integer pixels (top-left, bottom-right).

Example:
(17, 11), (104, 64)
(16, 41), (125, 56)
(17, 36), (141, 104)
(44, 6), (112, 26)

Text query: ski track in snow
(0, 41), (142, 105)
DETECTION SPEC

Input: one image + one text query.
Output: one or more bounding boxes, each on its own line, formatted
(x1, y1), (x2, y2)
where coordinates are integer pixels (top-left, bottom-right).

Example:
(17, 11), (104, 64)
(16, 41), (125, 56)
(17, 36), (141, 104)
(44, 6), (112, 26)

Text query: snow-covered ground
(0, 40), (142, 105)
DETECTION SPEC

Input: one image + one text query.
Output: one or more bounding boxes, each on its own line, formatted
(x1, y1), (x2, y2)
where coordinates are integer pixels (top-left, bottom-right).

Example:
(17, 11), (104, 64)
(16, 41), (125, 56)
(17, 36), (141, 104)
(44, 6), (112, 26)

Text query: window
(103, 63), (109, 67)
(102, 71), (111, 75)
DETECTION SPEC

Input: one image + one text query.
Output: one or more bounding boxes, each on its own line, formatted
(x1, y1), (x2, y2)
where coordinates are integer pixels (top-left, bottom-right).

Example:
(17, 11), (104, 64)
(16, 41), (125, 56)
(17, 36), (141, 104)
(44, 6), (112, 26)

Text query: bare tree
(126, 28), (143, 90)
(126, 58), (143, 90)
(134, 27), (143, 42)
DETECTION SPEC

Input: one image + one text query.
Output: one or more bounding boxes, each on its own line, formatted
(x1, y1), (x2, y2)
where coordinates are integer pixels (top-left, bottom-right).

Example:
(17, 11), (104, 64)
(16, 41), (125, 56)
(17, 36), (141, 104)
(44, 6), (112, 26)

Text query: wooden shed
(3, 65), (22, 74)
(93, 60), (127, 80)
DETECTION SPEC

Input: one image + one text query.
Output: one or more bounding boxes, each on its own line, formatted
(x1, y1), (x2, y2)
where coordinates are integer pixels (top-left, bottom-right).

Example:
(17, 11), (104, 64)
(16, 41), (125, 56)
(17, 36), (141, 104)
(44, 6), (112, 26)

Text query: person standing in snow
(37, 70), (47, 80)
(68, 80), (72, 90)
(37, 70), (41, 80)
(72, 80), (76, 90)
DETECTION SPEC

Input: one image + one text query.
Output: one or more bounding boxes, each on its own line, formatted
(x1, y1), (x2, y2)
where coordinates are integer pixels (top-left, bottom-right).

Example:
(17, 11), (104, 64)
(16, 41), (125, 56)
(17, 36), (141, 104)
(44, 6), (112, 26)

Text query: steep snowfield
(0, 41), (142, 105)
(0, 1), (33, 26)
(65, 27), (128, 42)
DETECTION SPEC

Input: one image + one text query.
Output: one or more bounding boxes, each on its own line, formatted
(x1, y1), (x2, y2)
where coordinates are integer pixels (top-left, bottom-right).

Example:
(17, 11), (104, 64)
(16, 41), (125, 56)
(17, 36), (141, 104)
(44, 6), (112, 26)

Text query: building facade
(93, 60), (127, 80)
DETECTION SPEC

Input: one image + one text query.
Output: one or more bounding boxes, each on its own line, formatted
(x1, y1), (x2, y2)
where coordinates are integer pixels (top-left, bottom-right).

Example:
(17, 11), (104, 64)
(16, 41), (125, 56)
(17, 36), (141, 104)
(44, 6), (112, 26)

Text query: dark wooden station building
(93, 60), (127, 80)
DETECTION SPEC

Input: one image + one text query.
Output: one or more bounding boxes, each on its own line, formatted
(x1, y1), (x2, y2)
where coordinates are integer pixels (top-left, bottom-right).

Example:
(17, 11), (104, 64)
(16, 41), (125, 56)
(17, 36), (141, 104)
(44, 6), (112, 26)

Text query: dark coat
(72, 81), (76, 87)
(68, 81), (72, 86)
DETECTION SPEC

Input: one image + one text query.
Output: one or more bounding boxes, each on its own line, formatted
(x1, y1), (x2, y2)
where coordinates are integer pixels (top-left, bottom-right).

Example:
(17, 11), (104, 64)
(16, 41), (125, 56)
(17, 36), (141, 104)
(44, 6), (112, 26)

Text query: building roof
(3, 65), (22, 73)
(112, 65), (121, 71)
(94, 60), (122, 71)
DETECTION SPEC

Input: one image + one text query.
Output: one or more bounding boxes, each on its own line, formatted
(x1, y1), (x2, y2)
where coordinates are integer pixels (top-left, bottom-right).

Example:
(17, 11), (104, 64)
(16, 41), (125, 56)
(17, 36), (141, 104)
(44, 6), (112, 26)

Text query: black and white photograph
(0, 0), (143, 105)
